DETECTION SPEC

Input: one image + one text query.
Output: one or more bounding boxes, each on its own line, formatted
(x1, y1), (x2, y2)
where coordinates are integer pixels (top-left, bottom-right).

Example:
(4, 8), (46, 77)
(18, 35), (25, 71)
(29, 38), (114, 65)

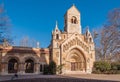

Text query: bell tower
(64, 4), (81, 34)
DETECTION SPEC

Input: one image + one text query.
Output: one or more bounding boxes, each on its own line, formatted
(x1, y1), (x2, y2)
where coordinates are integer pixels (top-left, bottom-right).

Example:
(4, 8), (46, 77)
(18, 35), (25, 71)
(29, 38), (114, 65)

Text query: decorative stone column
(5, 62), (8, 74)
(62, 62), (67, 74)
(81, 62), (83, 71)
(35, 63), (40, 74)
(86, 59), (91, 74)
(19, 62), (25, 74)
(1, 63), (5, 75)
(1, 62), (7, 75)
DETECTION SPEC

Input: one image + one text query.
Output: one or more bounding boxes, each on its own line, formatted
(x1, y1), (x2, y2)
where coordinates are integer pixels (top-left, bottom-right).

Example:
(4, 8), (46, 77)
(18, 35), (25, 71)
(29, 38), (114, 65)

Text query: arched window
(56, 34), (59, 39)
(64, 35), (65, 39)
(25, 59), (34, 73)
(56, 29), (58, 32)
(8, 58), (18, 73)
(71, 16), (77, 24)
(89, 38), (92, 42)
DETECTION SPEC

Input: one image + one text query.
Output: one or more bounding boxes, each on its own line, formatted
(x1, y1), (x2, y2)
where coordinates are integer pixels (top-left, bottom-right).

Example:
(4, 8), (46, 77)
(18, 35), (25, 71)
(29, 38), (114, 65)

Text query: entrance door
(71, 62), (80, 71)
(71, 62), (76, 71)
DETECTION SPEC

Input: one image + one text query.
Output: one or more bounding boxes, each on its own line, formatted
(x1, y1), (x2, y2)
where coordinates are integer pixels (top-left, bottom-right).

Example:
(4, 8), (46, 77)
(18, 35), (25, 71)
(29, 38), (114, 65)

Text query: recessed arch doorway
(66, 48), (86, 72)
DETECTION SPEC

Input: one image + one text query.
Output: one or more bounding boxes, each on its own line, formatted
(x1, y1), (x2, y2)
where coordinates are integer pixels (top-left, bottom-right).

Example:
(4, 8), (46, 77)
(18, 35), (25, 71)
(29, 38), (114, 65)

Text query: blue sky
(1, 0), (120, 48)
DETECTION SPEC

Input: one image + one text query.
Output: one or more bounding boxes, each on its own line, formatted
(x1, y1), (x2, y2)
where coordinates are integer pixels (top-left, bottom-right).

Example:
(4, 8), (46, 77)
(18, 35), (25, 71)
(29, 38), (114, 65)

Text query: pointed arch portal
(66, 48), (86, 71)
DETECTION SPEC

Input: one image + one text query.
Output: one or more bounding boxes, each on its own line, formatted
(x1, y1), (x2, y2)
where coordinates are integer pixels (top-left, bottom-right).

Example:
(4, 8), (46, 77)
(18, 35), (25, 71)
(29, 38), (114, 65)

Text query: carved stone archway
(8, 58), (18, 73)
(65, 48), (86, 73)
(25, 58), (34, 73)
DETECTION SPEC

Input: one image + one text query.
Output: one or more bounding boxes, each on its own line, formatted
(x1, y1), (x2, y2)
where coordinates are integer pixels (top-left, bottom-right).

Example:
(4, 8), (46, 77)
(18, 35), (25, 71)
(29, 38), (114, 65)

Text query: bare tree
(0, 3), (12, 44)
(95, 8), (120, 61)
(20, 36), (38, 48)
(20, 36), (29, 47)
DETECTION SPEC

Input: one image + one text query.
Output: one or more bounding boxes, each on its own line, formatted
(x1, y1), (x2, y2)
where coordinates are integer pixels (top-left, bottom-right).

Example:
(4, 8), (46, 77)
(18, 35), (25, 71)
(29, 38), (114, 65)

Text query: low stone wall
(0, 78), (119, 82)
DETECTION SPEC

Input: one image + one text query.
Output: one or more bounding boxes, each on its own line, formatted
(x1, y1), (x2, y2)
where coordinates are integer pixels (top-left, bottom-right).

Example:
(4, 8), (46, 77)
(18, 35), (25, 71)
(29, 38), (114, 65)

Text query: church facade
(0, 5), (95, 75)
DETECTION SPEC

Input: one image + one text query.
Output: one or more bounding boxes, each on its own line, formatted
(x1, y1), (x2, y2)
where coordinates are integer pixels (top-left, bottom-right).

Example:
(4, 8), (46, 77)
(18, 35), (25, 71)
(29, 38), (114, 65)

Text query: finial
(73, 3), (75, 6)
(54, 20), (60, 32)
(55, 20), (59, 29)
(37, 41), (40, 48)
(55, 20), (58, 28)
(86, 26), (90, 36)
(86, 26), (89, 31)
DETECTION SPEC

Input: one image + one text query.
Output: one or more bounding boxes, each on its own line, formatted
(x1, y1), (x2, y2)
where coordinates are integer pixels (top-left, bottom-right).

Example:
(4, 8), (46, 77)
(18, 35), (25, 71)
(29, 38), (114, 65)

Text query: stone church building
(0, 5), (95, 75)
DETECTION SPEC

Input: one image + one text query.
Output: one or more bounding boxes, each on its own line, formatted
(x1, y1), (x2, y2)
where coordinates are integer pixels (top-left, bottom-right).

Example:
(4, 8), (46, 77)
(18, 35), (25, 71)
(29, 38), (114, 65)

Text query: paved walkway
(0, 74), (120, 81)
(0, 75), (63, 81)
(63, 74), (120, 81)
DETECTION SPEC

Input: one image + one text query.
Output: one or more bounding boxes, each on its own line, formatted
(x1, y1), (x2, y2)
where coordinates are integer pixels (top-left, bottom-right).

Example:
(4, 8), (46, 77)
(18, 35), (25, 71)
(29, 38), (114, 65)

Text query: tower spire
(55, 20), (58, 29)
(72, 3), (75, 6)
(64, 4), (81, 34)
(54, 20), (59, 31)
(53, 20), (60, 32)
(86, 26), (90, 34)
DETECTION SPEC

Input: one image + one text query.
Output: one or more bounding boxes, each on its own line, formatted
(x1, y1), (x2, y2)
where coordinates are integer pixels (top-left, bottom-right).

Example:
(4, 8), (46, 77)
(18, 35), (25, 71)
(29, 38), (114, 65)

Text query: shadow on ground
(0, 75), (119, 82)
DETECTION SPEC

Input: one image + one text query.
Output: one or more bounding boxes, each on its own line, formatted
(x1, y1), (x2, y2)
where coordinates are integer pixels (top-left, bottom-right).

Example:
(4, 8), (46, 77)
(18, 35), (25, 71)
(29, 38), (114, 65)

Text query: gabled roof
(64, 4), (80, 16)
